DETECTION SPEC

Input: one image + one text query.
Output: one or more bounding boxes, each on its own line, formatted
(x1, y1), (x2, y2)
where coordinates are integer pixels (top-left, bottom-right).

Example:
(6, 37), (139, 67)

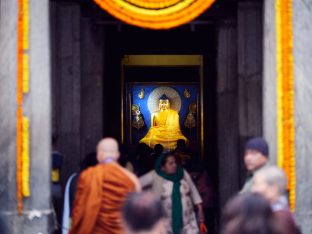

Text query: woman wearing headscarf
(139, 152), (207, 234)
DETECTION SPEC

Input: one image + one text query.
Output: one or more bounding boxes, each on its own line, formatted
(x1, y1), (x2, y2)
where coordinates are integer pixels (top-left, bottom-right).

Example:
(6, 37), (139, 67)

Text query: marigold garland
(16, 107), (23, 214)
(22, 117), (30, 197)
(276, 0), (296, 211)
(17, 0), (30, 214)
(93, 0), (216, 29)
(23, 54), (29, 93)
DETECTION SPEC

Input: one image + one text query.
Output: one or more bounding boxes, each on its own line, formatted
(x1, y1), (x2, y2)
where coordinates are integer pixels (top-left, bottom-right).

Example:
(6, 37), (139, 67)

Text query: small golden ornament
(138, 88), (145, 99)
(132, 104), (145, 129)
(189, 102), (197, 113)
(184, 88), (191, 99)
(184, 102), (197, 129)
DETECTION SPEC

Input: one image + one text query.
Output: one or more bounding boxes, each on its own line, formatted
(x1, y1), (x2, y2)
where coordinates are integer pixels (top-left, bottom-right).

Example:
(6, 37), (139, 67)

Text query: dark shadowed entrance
(50, 0), (263, 233)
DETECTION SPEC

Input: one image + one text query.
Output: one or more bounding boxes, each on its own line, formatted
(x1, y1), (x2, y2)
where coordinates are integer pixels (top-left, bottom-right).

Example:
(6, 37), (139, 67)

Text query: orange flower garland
(93, 0), (216, 29)
(16, 107), (23, 214)
(276, 0), (296, 211)
(17, 0), (30, 214)
(17, 0), (24, 214)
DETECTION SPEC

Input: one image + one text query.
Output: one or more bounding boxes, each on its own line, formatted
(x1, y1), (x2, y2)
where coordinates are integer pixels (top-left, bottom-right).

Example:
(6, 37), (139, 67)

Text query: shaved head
(97, 138), (120, 162)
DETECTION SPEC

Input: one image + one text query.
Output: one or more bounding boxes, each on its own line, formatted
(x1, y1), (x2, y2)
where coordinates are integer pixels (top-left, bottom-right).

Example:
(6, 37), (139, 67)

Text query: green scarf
(155, 154), (184, 234)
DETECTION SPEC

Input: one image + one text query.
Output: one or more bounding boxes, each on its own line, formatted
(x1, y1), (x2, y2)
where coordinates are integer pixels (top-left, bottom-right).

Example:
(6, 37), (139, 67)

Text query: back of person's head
(122, 192), (165, 234)
(80, 152), (97, 171)
(154, 144), (164, 154)
(96, 137), (120, 162)
(252, 166), (287, 203)
(222, 193), (281, 234)
(136, 143), (152, 156)
(259, 166), (286, 194)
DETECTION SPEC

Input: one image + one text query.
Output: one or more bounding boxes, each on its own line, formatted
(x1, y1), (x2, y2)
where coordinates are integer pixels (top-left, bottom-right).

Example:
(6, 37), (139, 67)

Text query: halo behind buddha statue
(147, 86), (181, 113)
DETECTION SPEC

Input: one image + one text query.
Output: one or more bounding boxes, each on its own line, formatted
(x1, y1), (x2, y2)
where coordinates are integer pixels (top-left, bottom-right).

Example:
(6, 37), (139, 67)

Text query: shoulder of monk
(76, 167), (96, 187)
(79, 163), (107, 179)
(79, 164), (96, 177)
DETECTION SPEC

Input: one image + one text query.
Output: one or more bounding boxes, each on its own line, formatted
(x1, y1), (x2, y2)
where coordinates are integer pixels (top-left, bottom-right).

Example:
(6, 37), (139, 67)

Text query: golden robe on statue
(140, 100), (188, 150)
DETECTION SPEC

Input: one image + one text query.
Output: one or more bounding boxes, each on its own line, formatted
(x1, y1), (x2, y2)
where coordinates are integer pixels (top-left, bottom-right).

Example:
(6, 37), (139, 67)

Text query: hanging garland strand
(17, 0), (24, 214)
(276, 0), (296, 211)
(17, 0), (30, 215)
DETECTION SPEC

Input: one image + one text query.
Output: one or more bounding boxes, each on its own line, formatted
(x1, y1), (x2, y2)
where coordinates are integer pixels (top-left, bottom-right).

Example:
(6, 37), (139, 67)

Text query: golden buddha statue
(140, 95), (188, 150)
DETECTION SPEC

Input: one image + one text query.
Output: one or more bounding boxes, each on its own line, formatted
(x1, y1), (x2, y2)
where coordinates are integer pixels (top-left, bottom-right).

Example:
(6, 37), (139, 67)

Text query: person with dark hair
(118, 144), (135, 172)
(131, 143), (153, 176)
(241, 137), (270, 192)
(140, 152), (207, 234)
(122, 192), (166, 234)
(154, 143), (164, 155)
(222, 193), (281, 234)
(174, 139), (192, 166)
(145, 144), (164, 172)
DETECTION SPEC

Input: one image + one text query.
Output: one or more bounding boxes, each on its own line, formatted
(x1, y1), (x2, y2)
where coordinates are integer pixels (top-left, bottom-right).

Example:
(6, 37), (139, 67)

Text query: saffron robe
(140, 109), (188, 150)
(69, 162), (137, 234)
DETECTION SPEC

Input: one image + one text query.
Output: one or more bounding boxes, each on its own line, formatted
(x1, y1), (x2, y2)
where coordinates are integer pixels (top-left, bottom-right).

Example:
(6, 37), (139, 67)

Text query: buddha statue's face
(159, 99), (170, 111)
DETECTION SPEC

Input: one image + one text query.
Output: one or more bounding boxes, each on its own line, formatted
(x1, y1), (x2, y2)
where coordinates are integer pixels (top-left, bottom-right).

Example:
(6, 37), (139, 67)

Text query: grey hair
(256, 166), (287, 195)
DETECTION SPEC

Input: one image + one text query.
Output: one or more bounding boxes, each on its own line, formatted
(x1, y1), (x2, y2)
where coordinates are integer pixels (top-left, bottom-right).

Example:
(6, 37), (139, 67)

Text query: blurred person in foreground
(140, 152), (208, 234)
(221, 192), (282, 234)
(241, 137), (270, 192)
(252, 166), (300, 234)
(69, 137), (141, 234)
(122, 192), (165, 234)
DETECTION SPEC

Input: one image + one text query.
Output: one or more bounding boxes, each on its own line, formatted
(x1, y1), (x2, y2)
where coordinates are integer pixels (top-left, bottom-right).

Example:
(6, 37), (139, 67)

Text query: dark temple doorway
(104, 26), (219, 231)
(51, 0), (263, 233)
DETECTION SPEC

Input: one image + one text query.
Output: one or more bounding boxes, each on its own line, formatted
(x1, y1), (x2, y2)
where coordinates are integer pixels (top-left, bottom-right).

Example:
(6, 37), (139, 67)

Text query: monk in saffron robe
(69, 138), (141, 234)
(140, 96), (188, 150)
